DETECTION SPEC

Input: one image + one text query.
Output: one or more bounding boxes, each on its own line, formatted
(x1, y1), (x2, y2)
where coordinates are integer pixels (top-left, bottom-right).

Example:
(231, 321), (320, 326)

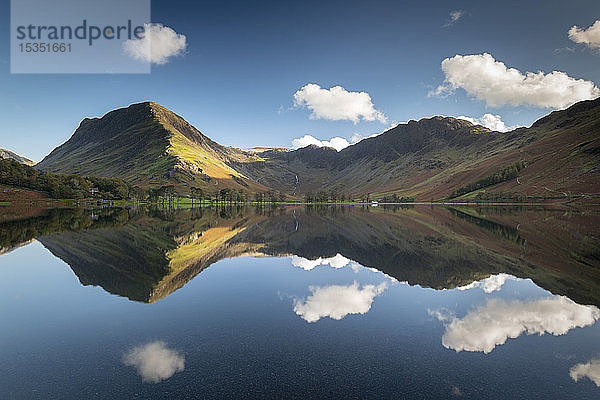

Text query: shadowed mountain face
(35, 99), (600, 200)
(3, 205), (599, 305)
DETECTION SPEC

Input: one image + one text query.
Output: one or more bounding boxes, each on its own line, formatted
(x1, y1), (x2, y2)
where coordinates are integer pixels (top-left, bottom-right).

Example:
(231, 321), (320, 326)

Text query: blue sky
(1, 0), (599, 161)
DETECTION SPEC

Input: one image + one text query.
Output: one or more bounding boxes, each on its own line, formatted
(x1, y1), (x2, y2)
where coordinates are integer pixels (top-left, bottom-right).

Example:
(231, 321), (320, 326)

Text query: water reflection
(571, 359), (600, 387)
(293, 281), (388, 323)
(291, 253), (351, 270)
(433, 297), (599, 353)
(122, 341), (185, 383)
(1, 204), (599, 307)
(456, 273), (519, 293)
(1, 204), (600, 398)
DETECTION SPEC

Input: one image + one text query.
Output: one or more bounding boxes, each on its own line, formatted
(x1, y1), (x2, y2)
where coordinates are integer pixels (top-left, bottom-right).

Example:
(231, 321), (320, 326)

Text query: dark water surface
(1, 204), (599, 399)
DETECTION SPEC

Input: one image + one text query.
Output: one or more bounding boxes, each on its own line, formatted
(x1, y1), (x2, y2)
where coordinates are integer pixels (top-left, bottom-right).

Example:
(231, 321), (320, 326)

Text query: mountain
(36, 102), (271, 194)
(245, 116), (500, 196)
(0, 148), (34, 165)
(407, 98), (600, 201)
(250, 99), (600, 201)
(36, 98), (600, 201)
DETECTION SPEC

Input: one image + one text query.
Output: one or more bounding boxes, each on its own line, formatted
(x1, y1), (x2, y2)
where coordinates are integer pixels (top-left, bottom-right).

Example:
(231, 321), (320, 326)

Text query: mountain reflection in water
(1, 204), (598, 306)
(1, 204), (600, 398)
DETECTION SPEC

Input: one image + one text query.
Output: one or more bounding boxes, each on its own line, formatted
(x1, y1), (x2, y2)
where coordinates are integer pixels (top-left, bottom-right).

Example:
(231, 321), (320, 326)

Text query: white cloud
(292, 122), (401, 150)
(457, 114), (520, 132)
(291, 135), (351, 151)
(428, 308), (454, 322)
(570, 358), (600, 387)
(123, 23), (187, 65)
(293, 281), (388, 323)
(456, 273), (519, 293)
(290, 256), (399, 284)
(434, 296), (599, 353)
(350, 262), (364, 273)
(554, 46), (576, 54)
(429, 53), (599, 109)
(569, 20), (600, 50)
(444, 10), (466, 27)
(350, 133), (364, 144)
(350, 122), (400, 144)
(294, 84), (388, 124)
(291, 253), (351, 270)
(122, 341), (185, 383)
(350, 132), (379, 144)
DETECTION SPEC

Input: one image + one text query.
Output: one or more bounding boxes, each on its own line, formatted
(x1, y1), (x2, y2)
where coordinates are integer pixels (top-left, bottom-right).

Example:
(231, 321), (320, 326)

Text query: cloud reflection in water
(570, 358), (600, 387)
(291, 253), (351, 270)
(456, 273), (518, 293)
(433, 297), (599, 353)
(123, 341), (185, 383)
(293, 281), (388, 323)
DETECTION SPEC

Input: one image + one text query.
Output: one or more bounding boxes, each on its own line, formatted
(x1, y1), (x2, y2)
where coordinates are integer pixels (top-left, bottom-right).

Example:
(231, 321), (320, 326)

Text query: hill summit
(37, 102), (268, 193)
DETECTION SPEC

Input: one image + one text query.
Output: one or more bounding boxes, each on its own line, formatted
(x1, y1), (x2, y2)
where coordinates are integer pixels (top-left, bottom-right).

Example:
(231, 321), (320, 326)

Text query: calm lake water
(1, 204), (599, 399)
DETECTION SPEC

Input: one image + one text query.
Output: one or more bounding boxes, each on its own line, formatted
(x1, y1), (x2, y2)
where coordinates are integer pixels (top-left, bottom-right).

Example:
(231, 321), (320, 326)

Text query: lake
(1, 204), (599, 399)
